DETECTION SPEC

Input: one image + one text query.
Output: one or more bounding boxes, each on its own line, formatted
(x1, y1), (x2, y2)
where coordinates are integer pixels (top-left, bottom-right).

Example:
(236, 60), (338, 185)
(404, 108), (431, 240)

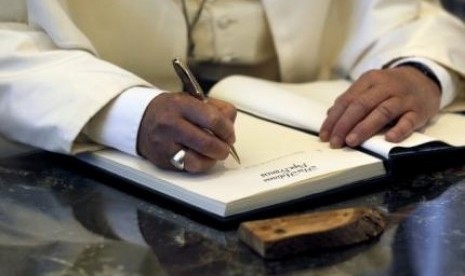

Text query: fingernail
(330, 136), (343, 148)
(385, 131), (400, 143)
(346, 133), (358, 147)
(320, 131), (329, 141)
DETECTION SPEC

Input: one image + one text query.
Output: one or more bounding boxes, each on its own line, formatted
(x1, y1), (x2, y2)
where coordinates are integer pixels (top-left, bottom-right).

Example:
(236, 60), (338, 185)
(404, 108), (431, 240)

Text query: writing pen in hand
(172, 57), (241, 164)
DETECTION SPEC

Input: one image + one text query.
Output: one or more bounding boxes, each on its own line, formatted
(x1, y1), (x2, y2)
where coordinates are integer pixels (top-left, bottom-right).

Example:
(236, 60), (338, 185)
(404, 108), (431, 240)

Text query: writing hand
(319, 66), (441, 148)
(137, 93), (237, 172)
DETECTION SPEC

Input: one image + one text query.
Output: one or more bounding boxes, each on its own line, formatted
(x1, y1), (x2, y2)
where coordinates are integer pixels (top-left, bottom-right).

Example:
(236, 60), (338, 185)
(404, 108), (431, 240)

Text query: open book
(78, 76), (465, 219)
(210, 76), (465, 175)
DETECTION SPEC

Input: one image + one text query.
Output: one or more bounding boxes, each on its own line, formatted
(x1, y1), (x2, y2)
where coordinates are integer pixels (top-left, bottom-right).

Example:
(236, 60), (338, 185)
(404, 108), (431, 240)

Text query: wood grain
(238, 207), (386, 259)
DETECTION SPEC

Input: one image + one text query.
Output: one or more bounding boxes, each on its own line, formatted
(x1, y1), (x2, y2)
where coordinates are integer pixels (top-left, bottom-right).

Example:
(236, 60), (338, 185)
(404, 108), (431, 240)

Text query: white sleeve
(0, 23), (153, 154)
(388, 57), (458, 109)
(84, 87), (164, 156)
(345, 0), (465, 107)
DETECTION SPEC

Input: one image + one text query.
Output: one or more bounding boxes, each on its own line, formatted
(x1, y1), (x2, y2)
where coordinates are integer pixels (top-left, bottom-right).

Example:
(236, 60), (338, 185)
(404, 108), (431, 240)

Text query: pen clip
(172, 57), (205, 101)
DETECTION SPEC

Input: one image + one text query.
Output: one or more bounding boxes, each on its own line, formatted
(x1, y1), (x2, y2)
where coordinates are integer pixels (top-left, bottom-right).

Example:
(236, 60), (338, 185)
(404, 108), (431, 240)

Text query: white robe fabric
(1, 0), (465, 153)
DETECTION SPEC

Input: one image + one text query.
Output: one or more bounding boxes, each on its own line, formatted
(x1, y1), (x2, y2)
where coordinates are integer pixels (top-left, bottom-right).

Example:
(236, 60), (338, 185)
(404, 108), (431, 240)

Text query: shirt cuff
(84, 87), (164, 156)
(388, 57), (458, 109)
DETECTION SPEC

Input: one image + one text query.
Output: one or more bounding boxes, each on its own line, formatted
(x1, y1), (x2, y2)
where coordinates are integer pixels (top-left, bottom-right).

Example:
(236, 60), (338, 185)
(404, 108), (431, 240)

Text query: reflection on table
(1, 151), (465, 275)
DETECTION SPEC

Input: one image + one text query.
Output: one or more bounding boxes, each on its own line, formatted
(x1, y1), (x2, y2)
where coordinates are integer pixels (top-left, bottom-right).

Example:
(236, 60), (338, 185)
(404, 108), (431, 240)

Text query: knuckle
(196, 136), (216, 151)
(153, 112), (171, 126)
(361, 69), (384, 83)
(326, 106), (333, 115)
(162, 92), (182, 104)
(153, 115), (177, 134)
(205, 112), (225, 131)
(170, 92), (186, 101)
(351, 97), (372, 113)
(225, 129), (236, 144)
(227, 105), (238, 121)
(375, 104), (396, 121)
(403, 117), (416, 131)
(334, 95), (353, 108)
(165, 93), (190, 109)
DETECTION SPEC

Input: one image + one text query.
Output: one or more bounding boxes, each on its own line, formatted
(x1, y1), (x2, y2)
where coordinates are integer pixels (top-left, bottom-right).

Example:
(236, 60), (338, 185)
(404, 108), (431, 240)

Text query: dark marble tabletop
(2, 3), (465, 275)
(1, 143), (465, 276)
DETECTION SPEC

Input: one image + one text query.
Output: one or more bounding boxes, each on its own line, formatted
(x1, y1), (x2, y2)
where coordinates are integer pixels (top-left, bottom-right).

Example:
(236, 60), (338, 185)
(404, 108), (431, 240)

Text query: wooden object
(238, 207), (386, 259)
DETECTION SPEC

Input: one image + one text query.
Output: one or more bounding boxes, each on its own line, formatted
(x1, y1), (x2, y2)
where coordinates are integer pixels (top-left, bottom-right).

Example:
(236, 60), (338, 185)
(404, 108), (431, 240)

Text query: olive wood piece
(238, 207), (386, 259)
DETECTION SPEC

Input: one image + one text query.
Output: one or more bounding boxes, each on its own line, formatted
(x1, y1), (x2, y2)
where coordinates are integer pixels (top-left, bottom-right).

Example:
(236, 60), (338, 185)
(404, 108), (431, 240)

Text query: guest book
(78, 76), (465, 219)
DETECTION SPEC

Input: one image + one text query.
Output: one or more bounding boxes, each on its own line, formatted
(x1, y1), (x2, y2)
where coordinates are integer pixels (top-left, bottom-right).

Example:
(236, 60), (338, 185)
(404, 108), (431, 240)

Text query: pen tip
(230, 147), (241, 164)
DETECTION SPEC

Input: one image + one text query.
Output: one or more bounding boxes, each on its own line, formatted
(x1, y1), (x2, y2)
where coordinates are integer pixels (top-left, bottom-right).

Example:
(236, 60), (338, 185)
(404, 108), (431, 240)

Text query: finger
(320, 104), (346, 142)
(326, 86), (391, 148)
(173, 118), (231, 161)
(139, 94), (231, 168)
(164, 146), (216, 173)
(385, 111), (423, 143)
(320, 76), (372, 142)
(327, 96), (378, 148)
(148, 140), (217, 173)
(207, 98), (238, 122)
(182, 101), (236, 145)
(345, 97), (404, 147)
(183, 149), (216, 173)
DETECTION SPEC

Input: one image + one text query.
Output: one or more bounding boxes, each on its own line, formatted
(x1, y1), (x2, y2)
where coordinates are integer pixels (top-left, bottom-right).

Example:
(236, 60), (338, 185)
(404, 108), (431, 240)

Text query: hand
(137, 92), (237, 173)
(319, 66), (441, 148)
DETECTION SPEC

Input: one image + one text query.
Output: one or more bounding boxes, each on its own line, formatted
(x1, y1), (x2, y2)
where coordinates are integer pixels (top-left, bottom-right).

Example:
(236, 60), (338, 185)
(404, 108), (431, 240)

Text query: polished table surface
(1, 140), (465, 276)
(2, 2), (465, 275)
(1, 1), (465, 275)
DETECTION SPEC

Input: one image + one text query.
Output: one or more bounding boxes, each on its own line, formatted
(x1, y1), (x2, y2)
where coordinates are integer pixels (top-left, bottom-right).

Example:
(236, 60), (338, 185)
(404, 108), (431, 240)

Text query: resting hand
(137, 92), (237, 173)
(319, 66), (441, 148)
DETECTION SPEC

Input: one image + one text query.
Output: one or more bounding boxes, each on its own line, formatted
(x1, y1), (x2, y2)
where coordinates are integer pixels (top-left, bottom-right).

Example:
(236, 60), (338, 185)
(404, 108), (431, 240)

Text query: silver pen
(172, 57), (241, 164)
